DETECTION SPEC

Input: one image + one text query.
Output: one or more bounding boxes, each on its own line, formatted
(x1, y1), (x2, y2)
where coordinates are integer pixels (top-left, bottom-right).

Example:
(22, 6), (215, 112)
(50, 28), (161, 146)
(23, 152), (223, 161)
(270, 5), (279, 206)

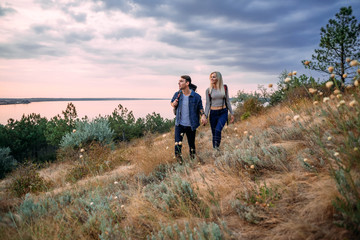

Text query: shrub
(0, 147), (17, 179)
(65, 143), (114, 182)
(45, 102), (78, 146)
(144, 174), (210, 218)
(1, 113), (54, 163)
(144, 112), (174, 134)
(148, 221), (231, 239)
(108, 104), (145, 142)
(232, 87), (266, 120)
(60, 117), (114, 149)
(9, 162), (51, 197)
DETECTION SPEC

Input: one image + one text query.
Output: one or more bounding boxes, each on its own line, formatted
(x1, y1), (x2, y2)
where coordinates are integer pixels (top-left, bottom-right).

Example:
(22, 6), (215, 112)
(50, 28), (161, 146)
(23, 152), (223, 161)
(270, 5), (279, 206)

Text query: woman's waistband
(210, 106), (226, 110)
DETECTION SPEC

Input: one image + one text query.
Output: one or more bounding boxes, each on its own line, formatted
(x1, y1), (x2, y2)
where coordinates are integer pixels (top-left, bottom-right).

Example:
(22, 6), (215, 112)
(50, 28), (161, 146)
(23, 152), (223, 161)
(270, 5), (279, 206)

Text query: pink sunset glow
(1, 1), (359, 99)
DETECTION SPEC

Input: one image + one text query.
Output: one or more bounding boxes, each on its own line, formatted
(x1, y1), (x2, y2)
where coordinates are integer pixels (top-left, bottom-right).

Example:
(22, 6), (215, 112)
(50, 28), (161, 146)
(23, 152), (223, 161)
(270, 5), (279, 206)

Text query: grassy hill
(0, 86), (359, 239)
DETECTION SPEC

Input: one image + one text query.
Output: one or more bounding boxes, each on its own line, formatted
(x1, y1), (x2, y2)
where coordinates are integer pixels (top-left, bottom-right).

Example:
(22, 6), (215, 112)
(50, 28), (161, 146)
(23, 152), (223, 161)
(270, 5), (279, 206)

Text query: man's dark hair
(181, 75), (197, 91)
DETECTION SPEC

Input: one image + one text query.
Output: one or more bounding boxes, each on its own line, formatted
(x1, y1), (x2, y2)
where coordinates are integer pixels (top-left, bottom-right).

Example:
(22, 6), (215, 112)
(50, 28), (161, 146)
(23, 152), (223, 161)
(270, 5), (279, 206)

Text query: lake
(0, 100), (175, 125)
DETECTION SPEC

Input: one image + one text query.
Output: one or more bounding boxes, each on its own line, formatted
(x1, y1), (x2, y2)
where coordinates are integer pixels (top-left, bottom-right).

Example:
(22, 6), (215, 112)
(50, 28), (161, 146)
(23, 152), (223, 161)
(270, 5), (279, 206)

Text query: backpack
(173, 90), (182, 115)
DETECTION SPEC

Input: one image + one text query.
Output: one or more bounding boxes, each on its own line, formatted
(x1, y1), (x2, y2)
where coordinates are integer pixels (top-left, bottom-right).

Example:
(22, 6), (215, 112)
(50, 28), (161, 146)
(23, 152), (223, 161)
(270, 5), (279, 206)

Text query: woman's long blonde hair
(209, 71), (225, 95)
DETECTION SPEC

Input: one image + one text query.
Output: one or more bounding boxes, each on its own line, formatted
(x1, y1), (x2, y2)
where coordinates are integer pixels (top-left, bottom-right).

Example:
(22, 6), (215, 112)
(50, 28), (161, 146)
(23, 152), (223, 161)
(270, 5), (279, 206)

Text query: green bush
(1, 113), (54, 163)
(108, 104), (145, 142)
(9, 162), (51, 197)
(144, 174), (210, 218)
(65, 143), (114, 182)
(60, 117), (114, 149)
(45, 102), (78, 146)
(0, 147), (17, 179)
(144, 112), (174, 134)
(148, 221), (230, 240)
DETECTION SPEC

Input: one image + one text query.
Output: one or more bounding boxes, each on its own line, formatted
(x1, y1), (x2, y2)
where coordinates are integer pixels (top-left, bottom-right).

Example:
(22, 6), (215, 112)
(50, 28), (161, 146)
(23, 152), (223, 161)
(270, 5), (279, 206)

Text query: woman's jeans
(174, 124), (196, 158)
(209, 108), (228, 149)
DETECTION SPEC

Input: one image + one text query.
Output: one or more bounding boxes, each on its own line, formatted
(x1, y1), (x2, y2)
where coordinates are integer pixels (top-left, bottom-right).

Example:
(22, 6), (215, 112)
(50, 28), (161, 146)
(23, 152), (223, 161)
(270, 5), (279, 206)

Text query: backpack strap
(173, 90), (182, 115)
(224, 84), (229, 125)
(223, 84), (228, 109)
(208, 88), (212, 107)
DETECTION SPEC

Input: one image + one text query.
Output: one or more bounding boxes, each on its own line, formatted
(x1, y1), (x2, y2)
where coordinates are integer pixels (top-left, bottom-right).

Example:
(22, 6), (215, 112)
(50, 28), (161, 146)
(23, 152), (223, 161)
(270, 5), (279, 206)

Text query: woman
(201, 71), (234, 149)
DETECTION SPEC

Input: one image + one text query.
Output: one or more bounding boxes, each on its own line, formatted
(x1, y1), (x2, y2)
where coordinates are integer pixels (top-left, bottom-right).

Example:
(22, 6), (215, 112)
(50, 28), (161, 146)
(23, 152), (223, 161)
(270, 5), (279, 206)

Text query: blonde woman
(201, 71), (234, 149)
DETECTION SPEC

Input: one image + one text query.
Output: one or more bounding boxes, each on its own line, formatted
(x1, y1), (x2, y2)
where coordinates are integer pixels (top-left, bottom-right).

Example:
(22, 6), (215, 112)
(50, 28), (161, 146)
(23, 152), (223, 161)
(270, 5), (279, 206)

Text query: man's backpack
(173, 90), (182, 115)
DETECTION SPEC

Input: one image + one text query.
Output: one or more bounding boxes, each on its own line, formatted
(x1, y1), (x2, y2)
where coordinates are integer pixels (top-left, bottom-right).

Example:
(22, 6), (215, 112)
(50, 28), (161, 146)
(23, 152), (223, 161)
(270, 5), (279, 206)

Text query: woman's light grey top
(204, 87), (233, 117)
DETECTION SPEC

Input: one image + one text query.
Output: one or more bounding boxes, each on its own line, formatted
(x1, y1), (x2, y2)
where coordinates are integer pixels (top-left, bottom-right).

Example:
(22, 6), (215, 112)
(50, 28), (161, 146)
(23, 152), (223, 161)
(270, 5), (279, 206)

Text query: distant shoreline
(0, 98), (170, 105)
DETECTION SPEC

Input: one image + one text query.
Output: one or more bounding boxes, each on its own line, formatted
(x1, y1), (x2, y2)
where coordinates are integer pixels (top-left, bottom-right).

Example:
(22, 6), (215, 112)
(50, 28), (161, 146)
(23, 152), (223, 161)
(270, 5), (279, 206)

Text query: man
(171, 75), (205, 163)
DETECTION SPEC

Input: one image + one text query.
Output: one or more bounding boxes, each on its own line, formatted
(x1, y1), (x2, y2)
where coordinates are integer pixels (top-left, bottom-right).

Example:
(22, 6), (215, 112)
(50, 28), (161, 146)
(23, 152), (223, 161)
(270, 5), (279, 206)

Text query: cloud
(0, 4), (16, 16)
(0, 0), (359, 98)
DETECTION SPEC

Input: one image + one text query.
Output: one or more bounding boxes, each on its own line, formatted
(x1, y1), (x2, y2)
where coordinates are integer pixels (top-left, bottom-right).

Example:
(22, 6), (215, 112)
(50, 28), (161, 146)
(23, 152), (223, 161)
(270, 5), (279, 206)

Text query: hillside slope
(0, 93), (358, 239)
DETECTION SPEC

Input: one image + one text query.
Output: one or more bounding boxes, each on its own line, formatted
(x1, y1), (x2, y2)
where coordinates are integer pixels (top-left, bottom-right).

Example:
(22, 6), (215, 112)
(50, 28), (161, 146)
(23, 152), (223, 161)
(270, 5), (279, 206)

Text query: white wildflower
(349, 100), (358, 107)
(350, 60), (359, 67)
(326, 81), (334, 88)
(323, 97), (330, 103)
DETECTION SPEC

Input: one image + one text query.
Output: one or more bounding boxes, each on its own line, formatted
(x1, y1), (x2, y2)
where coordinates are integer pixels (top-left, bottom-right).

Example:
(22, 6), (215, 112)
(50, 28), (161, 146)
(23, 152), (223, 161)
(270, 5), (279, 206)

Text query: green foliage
(45, 102), (78, 146)
(270, 72), (324, 105)
(231, 199), (263, 224)
(304, 6), (360, 82)
(243, 181), (282, 207)
(144, 174), (210, 218)
(65, 143), (114, 182)
(17, 194), (52, 222)
(232, 85), (268, 120)
(9, 162), (51, 197)
(295, 77), (360, 235)
(0, 147), (17, 179)
(144, 112), (174, 134)
(108, 104), (145, 142)
(12, 188), (126, 239)
(108, 104), (174, 142)
(148, 221), (230, 240)
(218, 130), (289, 172)
(0, 113), (55, 163)
(60, 117), (114, 149)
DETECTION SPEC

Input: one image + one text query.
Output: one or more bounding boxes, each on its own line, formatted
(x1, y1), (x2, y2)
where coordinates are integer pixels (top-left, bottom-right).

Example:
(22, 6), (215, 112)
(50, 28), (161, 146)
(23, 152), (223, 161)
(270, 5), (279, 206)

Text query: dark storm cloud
(0, 4), (16, 16)
(97, 0), (360, 73)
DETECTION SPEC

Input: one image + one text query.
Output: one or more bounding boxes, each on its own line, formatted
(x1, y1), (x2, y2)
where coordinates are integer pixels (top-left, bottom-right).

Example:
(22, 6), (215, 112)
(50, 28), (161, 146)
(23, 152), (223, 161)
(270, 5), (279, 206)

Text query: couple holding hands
(170, 71), (234, 162)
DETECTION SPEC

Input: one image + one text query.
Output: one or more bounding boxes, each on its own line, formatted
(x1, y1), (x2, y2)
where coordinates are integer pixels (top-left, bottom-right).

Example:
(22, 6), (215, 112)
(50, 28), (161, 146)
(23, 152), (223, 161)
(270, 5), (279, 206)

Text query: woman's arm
(225, 86), (234, 123)
(204, 88), (211, 118)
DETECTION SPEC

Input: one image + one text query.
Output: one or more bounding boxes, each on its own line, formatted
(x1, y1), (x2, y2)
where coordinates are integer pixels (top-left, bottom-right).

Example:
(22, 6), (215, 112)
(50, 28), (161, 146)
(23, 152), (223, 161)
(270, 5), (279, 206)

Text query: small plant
(148, 221), (231, 240)
(231, 199), (263, 224)
(243, 181), (282, 207)
(60, 117), (114, 149)
(144, 174), (210, 218)
(0, 147), (17, 179)
(65, 143), (114, 182)
(9, 162), (51, 197)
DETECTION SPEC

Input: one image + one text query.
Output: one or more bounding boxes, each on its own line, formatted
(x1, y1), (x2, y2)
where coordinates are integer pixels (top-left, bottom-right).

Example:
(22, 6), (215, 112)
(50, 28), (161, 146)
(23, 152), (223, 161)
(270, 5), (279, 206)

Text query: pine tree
(303, 6), (360, 83)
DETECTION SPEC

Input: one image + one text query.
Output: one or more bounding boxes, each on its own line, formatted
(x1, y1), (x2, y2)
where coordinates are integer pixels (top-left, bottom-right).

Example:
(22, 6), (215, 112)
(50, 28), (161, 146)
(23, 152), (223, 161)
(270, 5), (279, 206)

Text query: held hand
(230, 114), (234, 124)
(201, 115), (207, 126)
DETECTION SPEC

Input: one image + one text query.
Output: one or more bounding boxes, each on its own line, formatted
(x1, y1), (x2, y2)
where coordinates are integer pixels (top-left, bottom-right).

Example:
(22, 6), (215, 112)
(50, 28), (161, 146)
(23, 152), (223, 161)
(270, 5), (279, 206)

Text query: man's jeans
(174, 124), (196, 158)
(209, 108), (228, 149)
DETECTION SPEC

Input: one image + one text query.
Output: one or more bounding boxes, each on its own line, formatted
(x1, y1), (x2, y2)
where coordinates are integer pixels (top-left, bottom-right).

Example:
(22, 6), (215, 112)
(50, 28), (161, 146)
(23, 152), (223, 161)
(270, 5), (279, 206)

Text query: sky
(0, 0), (359, 99)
